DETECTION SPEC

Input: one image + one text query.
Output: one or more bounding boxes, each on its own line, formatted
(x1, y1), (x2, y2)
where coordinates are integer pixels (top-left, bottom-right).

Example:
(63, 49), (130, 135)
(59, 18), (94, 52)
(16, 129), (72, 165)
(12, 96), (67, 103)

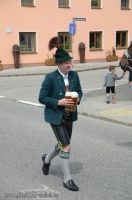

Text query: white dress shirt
(58, 68), (69, 86)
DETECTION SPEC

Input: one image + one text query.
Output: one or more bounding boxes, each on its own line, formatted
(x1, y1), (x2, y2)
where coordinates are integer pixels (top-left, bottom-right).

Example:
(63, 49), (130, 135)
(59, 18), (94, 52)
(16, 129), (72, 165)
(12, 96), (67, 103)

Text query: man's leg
(59, 146), (71, 183)
(45, 144), (59, 164)
(51, 120), (79, 191)
(42, 144), (59, 175)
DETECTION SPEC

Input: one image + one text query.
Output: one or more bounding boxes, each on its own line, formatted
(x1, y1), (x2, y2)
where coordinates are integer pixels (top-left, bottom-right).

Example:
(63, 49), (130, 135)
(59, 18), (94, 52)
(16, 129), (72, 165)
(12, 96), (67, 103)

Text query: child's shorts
(106, 86), (115, 93)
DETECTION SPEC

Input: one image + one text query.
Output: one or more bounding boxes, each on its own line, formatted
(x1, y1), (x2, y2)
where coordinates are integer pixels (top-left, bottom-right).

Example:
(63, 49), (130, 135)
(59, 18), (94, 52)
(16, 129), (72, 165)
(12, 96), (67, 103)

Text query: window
(121, 0), (130, 9)
(19, 32), (36, 53)
(21, 0), (34, 6)
(89, 32), (102, 50)
(58, 0), (69, 8)
(58, 32), (72, 51)
(116, 31), (128, 48)
(91, 0), (101, 9)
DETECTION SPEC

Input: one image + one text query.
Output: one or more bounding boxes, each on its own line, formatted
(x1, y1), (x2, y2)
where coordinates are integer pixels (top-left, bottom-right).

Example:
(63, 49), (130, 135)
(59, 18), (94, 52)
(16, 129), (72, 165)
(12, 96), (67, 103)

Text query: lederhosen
(50, 85), (73, 149)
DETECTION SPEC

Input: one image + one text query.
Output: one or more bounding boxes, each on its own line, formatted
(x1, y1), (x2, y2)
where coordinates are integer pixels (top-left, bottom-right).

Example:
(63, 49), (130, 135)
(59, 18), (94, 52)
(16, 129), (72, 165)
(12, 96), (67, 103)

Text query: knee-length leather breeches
(50, 115), (73, 148)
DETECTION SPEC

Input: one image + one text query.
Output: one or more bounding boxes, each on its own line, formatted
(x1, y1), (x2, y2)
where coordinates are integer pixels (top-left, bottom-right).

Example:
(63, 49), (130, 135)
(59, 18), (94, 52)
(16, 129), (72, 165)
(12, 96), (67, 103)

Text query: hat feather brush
(48, 36), (62, 51)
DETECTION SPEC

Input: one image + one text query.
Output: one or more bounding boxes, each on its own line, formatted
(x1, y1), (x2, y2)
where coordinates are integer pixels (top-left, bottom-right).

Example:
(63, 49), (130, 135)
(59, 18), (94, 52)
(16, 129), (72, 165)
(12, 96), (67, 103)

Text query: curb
(1, 96), (131, 127)
(0, 65), (119, 77)
(78, 111), (132, 127)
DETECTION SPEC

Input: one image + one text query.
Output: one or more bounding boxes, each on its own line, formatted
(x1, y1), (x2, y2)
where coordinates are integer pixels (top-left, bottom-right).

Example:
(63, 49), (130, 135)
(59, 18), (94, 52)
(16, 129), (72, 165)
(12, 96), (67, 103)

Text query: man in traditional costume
(39, 36), (83, 191)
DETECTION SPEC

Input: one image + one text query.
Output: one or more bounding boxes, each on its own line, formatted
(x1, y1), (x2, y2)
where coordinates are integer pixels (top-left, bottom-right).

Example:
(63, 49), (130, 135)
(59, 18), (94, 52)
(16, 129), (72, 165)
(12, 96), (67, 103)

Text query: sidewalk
(0, 61), (132, 127)
(0, 61), (119, 77)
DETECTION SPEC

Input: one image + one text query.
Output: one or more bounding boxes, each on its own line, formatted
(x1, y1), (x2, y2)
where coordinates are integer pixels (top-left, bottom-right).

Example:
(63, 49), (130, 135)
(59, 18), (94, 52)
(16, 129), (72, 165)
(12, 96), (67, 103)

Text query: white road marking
(18, 100), (43, 107)
(0, 96), (5, 98)
(82, 88), (101, 90)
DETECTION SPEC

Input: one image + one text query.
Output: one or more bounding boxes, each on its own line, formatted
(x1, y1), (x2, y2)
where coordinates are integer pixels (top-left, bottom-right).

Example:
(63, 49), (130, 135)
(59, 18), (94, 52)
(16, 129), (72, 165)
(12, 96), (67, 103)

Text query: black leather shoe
(42, 154), (50, 175)
(63, 180), (79, 191)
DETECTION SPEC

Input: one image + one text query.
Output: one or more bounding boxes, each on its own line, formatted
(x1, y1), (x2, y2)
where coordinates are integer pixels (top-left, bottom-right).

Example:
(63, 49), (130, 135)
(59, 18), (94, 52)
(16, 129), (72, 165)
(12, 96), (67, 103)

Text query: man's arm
(38, 75), (58, 107)
(76, 72), (83, 105)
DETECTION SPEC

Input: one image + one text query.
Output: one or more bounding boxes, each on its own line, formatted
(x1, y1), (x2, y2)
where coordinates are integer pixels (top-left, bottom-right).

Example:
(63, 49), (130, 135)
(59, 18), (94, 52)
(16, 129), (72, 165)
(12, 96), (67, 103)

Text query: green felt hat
(54, 48), (73, 63)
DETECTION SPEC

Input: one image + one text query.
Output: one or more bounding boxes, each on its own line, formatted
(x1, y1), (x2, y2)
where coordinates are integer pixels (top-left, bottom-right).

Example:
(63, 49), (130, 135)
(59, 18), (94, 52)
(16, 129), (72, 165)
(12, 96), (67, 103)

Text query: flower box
(45, 59), (56, 66)
(106, 55), (118, 62)
(0, 63), (3, 71)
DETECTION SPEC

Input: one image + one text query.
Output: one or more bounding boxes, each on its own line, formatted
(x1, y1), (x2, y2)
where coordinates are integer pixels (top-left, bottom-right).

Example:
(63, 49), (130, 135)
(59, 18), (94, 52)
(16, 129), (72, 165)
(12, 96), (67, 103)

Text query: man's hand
(77, 97), (80, 103)
(102, 86), (105, 89)
(58, 98), (74, 106)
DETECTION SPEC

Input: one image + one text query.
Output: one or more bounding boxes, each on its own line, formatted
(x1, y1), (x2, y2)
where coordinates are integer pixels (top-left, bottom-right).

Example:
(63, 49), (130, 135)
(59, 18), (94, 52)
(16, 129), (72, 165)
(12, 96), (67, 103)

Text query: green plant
(112, 47), (116, 56)
(106, 47), (117, 56)
(19, 44), (26, 51)
(106, 50), (112, 56)
(91, 1), (98, 6)
(65, 41), (70, 49)
(47, 53), (55, 60)
(96, 41), (100, 48)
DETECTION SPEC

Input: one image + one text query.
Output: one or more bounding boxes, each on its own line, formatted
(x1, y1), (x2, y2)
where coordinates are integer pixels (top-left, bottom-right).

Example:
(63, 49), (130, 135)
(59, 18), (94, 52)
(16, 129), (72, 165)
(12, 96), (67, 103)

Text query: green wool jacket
(39, 70), (83, 125)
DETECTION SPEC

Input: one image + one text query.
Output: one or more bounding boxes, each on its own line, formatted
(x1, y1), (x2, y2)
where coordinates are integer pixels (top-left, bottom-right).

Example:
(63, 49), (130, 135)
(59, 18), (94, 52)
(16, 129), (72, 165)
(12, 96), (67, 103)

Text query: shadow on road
(50, 161), (83, 178)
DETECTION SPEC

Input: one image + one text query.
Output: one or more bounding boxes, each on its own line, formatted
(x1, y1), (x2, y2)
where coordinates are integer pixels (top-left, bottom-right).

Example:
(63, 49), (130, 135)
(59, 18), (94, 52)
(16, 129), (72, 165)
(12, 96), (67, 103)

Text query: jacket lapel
(56, 70), (66, 92)
(68, 71), (74, 91)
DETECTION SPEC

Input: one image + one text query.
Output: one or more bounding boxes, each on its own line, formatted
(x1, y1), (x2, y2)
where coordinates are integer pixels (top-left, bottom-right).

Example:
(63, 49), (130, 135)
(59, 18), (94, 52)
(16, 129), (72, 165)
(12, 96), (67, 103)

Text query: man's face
(57, 60), (72, 75)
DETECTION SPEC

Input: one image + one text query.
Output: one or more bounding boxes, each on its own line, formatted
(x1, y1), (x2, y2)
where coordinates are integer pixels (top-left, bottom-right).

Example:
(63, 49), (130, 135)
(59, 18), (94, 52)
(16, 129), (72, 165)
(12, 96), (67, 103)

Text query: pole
(72, 33), (74, 67)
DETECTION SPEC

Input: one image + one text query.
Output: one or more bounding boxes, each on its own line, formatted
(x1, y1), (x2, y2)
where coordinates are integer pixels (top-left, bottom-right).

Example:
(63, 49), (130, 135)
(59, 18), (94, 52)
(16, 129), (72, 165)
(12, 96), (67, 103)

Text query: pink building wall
(0, 0), (132, 69)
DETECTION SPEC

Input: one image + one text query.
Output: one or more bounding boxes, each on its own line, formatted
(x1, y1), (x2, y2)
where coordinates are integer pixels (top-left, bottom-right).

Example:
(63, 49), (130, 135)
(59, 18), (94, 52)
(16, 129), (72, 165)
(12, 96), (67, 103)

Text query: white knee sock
(45, 146), (59, 164)
(59, 157), (71, 183)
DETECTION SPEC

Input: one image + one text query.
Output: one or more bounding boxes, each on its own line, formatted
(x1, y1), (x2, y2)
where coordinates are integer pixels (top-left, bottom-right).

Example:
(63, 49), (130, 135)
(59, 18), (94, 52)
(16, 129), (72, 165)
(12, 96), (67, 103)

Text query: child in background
(102, 65), (125, 104)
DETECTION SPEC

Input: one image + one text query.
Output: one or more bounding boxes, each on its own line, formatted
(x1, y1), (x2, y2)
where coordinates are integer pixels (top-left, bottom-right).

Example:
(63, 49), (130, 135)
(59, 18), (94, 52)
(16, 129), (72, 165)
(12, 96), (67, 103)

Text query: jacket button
(56, 110), (58, 112)
(60, 93), (62, 95)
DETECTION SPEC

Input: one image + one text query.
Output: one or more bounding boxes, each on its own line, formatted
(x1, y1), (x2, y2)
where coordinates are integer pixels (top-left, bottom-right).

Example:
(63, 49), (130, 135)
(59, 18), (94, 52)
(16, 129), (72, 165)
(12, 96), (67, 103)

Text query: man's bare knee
(62, 144), (71, 152)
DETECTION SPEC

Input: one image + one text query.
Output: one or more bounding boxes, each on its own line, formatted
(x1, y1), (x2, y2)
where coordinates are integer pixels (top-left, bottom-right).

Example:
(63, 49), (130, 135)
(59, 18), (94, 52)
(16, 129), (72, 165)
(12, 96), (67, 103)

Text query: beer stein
(65, 91), (72, 112)
(71, 92), (78, 112)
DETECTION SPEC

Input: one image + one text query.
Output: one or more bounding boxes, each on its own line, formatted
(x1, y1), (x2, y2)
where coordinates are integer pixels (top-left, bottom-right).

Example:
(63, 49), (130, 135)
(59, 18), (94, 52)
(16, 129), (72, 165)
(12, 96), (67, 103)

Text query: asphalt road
(0, 68), (132, 200)
(0, 67), (129, 101)
(1, 98), (132, 200)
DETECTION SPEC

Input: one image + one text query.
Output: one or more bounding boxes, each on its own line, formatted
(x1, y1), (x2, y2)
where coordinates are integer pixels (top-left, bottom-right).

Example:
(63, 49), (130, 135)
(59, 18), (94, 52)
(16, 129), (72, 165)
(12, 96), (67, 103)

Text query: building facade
(0, 0), (132, 69)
